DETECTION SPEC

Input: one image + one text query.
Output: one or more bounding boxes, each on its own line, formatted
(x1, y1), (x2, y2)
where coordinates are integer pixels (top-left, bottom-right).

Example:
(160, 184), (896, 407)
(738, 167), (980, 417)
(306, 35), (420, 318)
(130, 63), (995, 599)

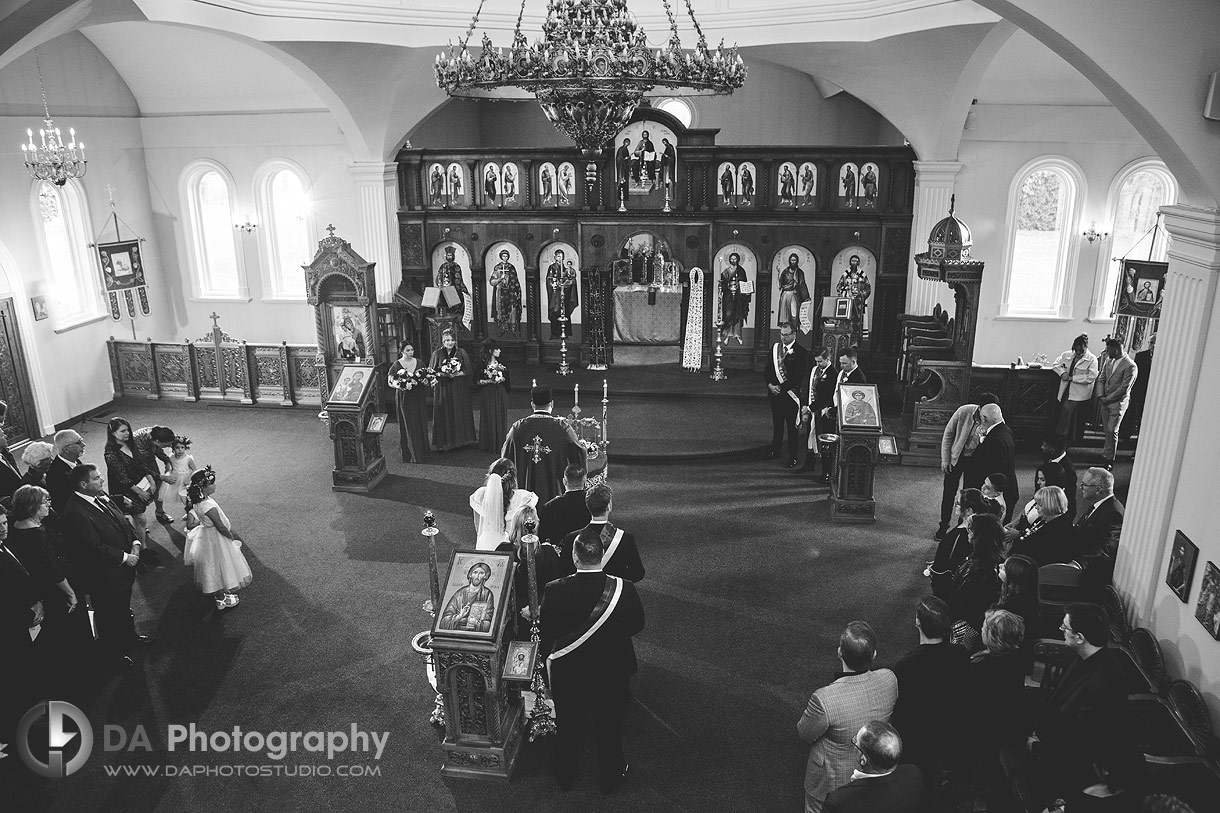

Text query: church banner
(1116, 259), (1167, 320)
(97, 239), (150, 320)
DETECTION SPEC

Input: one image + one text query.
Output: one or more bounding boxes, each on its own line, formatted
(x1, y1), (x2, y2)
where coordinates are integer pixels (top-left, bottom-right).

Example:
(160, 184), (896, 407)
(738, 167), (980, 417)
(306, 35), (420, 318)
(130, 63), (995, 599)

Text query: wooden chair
(1037, 562), (1084, 633)
(1122, 627), (1169, 695)
(1101, 585), (1131, 645)
(1167, 679), (1215, 756)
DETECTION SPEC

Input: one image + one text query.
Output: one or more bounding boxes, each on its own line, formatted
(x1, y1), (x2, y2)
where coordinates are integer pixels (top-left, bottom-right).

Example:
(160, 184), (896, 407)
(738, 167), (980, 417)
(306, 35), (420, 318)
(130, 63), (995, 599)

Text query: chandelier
(434, 0), (746, 154)
(20, 49), (87, 187)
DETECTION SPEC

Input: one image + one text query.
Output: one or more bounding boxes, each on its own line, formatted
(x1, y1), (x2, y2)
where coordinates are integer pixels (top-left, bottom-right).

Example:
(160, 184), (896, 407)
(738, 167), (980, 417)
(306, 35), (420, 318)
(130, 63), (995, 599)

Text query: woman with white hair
(20, 440), (56, 490)
(1008, 485), (1076, 566)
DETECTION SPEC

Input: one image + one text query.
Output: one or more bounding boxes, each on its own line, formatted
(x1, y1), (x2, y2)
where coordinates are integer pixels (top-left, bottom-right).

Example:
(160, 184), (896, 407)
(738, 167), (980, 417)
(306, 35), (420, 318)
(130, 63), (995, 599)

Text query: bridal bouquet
(391, 367), (439, 391)
(484, 360), (506, 384)
(440, 357), (462, 377)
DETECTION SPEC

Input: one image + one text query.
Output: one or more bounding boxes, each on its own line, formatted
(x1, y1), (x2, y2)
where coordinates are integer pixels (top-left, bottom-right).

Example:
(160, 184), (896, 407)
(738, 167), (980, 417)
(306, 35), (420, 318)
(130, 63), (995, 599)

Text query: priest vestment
(501, 411), (586, 505)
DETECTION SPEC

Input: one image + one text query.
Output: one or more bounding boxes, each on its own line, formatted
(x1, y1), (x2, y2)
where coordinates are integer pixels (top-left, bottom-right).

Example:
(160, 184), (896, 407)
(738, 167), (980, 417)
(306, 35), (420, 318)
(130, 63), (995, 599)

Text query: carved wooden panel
(401, 222), (424, 268)
(196, 348), (218, 389)
(336, 420), (359, 466)
(454, 666), (489, 737)
(0, 300), (38, 443)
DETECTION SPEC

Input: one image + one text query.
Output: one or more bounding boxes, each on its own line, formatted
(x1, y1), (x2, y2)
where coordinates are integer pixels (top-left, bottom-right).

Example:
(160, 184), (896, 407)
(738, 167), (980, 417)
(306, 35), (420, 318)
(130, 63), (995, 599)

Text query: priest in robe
(502, 385), (587, 505)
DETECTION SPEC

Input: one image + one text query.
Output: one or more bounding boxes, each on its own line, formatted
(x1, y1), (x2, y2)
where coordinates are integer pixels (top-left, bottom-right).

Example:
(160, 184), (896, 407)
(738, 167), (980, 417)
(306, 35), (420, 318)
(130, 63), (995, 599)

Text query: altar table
(612, 286), (682, 344)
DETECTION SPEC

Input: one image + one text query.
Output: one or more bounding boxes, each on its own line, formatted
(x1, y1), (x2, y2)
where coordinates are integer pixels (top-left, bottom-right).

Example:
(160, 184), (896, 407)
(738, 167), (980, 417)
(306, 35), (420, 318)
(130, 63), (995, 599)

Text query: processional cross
(525, 435), (551, 464)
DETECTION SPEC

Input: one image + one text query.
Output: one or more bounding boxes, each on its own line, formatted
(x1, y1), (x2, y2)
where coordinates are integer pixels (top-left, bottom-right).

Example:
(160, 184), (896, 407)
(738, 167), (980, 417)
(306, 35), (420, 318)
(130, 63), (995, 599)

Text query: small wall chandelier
(21, 49), (87, 187)
(434, 0), (746, 156)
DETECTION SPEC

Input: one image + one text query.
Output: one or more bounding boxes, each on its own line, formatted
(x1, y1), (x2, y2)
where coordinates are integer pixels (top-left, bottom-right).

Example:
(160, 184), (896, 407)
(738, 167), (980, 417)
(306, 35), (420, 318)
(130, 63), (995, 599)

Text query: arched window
(31, 180), (103, 329)
(182, 161), (246, 299)
(255, 162), (313, 300)
(653, 97), (694, 128)
(999, 158), (1084, 318)
(1090, 160), (1177, 320)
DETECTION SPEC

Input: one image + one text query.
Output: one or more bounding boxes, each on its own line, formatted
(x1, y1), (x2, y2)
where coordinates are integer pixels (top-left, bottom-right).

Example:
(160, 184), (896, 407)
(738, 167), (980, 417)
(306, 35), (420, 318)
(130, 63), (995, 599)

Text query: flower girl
(184, 467), (252, 610)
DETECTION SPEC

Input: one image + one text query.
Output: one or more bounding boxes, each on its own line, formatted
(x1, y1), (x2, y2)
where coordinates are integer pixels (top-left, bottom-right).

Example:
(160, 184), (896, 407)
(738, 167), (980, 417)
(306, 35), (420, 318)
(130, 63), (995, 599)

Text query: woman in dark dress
(929, 488), (1000, 600)
(496, 505), (561, 640)
(992, 554), (1041, 662)
(967, 609), (1028, 767)
(1005, 461), (1067, 543)
(477, 339), (511, 453)
(104, 417), (155, 542)
(948, 512), (1004, 643)
(1009, 485), (1076, 566)
(429, 329), (477, 451)
(387, 341), (428, 463)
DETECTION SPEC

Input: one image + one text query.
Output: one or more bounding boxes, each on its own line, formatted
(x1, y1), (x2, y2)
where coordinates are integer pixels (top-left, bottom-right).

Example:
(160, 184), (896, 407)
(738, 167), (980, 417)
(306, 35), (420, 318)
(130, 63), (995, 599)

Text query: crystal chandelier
(21, 50), (87, 187)
(434, 0), (746, 154)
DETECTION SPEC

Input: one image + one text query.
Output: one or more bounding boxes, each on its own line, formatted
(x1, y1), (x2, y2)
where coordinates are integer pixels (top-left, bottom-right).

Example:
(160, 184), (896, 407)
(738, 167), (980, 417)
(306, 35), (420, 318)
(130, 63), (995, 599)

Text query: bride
(470, 458), (538, 551)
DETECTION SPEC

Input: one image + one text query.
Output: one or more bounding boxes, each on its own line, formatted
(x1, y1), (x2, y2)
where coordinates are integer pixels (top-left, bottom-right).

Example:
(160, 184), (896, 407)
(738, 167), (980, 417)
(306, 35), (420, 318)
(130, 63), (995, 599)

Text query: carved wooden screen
(0, 298), (38, 443)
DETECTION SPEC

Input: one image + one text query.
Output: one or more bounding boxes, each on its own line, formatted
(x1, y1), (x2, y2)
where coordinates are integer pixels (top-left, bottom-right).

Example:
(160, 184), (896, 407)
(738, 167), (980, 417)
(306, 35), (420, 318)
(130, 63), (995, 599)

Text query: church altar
(612, 285), (683, 344)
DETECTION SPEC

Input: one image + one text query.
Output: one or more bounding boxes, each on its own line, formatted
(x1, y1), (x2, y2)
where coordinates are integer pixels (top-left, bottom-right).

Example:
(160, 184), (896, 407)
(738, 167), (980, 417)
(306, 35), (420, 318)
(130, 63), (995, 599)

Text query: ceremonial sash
(773, 344), (800, 406)
(547, 576), (623, 681)
(682, 268), (704, 371)
(601, 528), (625, 567)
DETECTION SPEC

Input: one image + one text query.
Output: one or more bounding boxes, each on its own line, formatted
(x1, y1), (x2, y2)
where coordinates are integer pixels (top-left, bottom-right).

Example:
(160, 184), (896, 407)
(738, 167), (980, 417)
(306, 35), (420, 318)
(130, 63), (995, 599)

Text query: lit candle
(574, 383), (579, 408)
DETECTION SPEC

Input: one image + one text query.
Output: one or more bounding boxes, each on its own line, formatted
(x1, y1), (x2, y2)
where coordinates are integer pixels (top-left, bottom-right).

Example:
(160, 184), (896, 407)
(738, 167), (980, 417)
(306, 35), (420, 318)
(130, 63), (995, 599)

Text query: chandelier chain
(460, 0), (489, 48)
(513, 0), (530, 41)
(681, 0), (710, 51)
(34, 48), (51, 120)
(660, 0), (680, 41)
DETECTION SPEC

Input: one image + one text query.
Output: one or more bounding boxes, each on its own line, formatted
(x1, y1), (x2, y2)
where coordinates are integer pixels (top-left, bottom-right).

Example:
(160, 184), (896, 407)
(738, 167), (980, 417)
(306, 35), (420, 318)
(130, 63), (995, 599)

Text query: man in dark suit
(890, 596), (968, 790)
(1014, 603), (1128, 806)
(767, 323), (810, 467)
(829, 346), (868, 421)
(801, 346), (837, 479)
(48, 429), (87, 516)
(537, 463), (591, 548)
(966, 404), (1018, 522)
(557, 482), (643, 582)
(540, 529), (645, 794)
(1074, 468), (1125, 591)
(1, 504), (45, 741)
(60, 463), (153, 668)
(824, 721), (923, 813)
(1041, 432), (1078, 519)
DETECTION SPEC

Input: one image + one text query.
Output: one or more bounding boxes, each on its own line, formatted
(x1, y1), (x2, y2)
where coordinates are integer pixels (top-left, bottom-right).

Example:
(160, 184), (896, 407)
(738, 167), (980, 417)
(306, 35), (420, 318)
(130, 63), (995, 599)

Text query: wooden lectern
(830, 382), (882, 523)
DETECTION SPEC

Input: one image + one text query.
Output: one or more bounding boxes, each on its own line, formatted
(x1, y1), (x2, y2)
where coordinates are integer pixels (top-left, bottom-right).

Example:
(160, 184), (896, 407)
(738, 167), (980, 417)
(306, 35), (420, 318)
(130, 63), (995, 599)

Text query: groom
(766, 324), (809, 468)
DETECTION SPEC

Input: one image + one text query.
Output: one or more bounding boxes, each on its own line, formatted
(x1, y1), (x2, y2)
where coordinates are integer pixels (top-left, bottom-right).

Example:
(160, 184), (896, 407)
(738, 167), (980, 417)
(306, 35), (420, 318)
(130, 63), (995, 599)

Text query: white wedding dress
(470, 477), (538, 551)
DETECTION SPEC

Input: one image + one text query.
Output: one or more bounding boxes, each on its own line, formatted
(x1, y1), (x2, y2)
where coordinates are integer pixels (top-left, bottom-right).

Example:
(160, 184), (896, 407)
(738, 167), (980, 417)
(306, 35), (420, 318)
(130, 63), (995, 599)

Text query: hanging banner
(1116, 259), (1167, 320)
(96, 239), (149, 321)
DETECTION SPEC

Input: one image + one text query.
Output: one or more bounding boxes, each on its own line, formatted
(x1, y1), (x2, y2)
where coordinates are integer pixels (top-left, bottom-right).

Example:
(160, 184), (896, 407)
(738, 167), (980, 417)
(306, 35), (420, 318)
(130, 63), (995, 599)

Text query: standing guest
(104, 418), (157, 544)
(992, 555), (1041, 657)
(20, 441), (55, 489)
(60, 463), (153, 668)
(132, 425), (176, 523)
(947, 513), (1004, 643)
(1125, 335), (1155, 438)
(184, 467), (251, 611)
(387, 341), (428, 464)
(967, 610), (1028, 766)
(1010, 486), (1076, 566)
(966, 404), (1018, 522)
(1074, 468), (1125, 592)
(890, 596), (969, 791)
(766, 323), (809, 468)
(1, 503), (44, 739)
(1052, 334), (1099, 445)
(936, 393), (999, 540)
(1041, 433), (1078, 518)
(823, 722), (924, 813)
(159, 436), (196, 522)
(429, 329), (477, 451)
(502, 385), (586, 505)
(48, 430), (87, 516)
(558, 482), (644, 582)
(1095, 338), (1137, 468)
(798, 621), (898, 813)
(540, 531), (645, 794)
(537, 463), (591, 548)
(470, 458), (538, 552)
(829, 347), (868, 426)
(928, 488), (1000, 600)
(476, 338), (511, 453)
(497, 505), (561, 638)
(801, 346), (837, 480)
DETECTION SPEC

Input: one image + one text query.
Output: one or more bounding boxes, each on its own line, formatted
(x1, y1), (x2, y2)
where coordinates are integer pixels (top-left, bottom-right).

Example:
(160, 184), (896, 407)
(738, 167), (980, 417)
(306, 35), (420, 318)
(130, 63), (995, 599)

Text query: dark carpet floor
(6, 395), (1132, 813)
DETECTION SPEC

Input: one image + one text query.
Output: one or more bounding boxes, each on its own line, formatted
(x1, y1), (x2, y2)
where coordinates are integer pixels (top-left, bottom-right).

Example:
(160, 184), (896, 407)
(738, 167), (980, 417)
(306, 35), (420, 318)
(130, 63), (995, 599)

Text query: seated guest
(558, 482), (644, 581)
(928, 489), (1000, 600)
(1056, 736), (1147, 813)
(981, 472), (1009, 518)
(537, 463), (591, 548)
(967, 609), (1028, 765)
(798, 621), (898, 813)
(823, 721), (924, 813)
(1074, 468), (1125, 592)
(992, 554), (1041, 659)
(1041, 432), (1078, 518)
(890, 596), (968, 791)
(20, 441), (56, 490)
(1009, 486), (1075, 566)
(1005, 603), (1129, 809)
(48, 430), (87, 516)
(496, 505), (561, 638)
(1006, 462), (1068, 543)
(947, 513), (1004, 643)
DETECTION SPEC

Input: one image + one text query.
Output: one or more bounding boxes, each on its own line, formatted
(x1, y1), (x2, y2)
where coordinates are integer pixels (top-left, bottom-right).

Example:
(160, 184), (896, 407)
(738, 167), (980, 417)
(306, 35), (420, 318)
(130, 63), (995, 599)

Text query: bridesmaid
(477, 338), (511, 452)
(429, 329), (477, 451)
(387, 341), (428, 463)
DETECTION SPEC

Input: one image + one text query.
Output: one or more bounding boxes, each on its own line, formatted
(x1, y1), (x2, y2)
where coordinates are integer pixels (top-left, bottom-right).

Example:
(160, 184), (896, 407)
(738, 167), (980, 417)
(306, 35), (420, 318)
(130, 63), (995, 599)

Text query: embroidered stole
(682, 267), (704, 371)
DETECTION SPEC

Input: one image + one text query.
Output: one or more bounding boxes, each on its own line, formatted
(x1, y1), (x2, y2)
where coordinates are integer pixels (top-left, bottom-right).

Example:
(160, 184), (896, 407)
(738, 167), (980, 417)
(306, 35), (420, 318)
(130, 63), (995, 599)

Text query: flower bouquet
(483, 360), (506, 385)
(439, 357), (462, 377)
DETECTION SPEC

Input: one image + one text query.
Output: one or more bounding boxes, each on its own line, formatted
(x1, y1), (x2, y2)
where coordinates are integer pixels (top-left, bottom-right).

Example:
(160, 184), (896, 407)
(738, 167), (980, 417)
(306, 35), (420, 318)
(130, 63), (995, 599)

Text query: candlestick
(711, 322), (728, 381)
(574, 383), (579, 409)
(421, 510), (441, 616)
(522, 518), (540, 619)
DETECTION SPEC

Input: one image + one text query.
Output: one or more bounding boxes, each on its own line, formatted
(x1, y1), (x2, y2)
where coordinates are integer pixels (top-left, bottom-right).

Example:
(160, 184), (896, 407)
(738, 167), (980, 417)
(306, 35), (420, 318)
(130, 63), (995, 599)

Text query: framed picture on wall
(1194, 561), (1220, 640)
(1167, 531), (1199, 602)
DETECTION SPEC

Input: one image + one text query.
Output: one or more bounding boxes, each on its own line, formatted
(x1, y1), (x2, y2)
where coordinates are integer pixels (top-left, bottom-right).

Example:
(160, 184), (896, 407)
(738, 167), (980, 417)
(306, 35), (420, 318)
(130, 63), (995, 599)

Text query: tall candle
(574, 383), (579, 408)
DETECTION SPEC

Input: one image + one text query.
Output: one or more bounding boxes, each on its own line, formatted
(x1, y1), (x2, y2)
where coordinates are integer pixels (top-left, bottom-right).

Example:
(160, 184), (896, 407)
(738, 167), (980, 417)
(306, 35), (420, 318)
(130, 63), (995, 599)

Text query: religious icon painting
(446, 162), (466, 206)
(1194, 561), (1220, 641)
(484, 241), (525, 338)
(777, 161), (799, 208)
(326, 364), (374, 405)
(427, 162), (447, 205)
(613, 119), (677, 204)
(771, 245), (815, 332)
(540, 241), (581, 334)
(714, 243), (759, 336)
(735, 162), (757, 208)
(716, 162), (738, 207)
(831, 246), (877, 338)
(860, 162), (880, 208)
(838, 162), (860, 209)
(97, 238), (150, 321)
(433, 550), (514, 641)
(798, 162), (818, 209)
(557, 162), (576, 206)
(430, 242), (475, 331)
(1118, 259), (1168, 320)
(501, 640), (539, 682)
(330, 304), (370, 363)
(538, 162), (558, 206)
(501, 162), (520, 205)
(1167, 530), (1199, 603)
(482, 161), (501, 205)
(837, 382), (882, 432)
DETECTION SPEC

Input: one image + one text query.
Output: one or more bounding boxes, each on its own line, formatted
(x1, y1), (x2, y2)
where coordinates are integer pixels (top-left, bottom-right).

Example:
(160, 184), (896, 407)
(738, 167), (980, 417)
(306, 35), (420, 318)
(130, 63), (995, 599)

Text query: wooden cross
(210, 312), (221, 329)
(525, 435), (551, 464)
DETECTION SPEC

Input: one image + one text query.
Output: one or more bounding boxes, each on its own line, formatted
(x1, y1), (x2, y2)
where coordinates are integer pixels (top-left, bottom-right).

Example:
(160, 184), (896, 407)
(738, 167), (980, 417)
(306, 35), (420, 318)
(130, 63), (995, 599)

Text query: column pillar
(1114, 205), (1220, 619)
(906, 161), (962, 315)
(349, 161), (402, 304)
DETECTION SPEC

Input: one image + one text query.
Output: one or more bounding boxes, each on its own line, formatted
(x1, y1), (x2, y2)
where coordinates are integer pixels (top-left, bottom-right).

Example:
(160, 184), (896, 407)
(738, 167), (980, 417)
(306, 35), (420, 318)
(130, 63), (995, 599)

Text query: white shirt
(849, 767), (896, 781)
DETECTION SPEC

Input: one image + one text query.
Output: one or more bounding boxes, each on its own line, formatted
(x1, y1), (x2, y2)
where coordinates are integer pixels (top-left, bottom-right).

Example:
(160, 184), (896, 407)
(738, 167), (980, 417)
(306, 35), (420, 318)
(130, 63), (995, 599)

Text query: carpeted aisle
(8, 396), (1128, 813)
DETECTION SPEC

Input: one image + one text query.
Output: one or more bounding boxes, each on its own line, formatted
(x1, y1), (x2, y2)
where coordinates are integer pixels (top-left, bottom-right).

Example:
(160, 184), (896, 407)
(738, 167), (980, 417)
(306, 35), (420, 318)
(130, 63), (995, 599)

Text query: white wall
(139, 111), (358, 345)
(957, 104), (1156, 365)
